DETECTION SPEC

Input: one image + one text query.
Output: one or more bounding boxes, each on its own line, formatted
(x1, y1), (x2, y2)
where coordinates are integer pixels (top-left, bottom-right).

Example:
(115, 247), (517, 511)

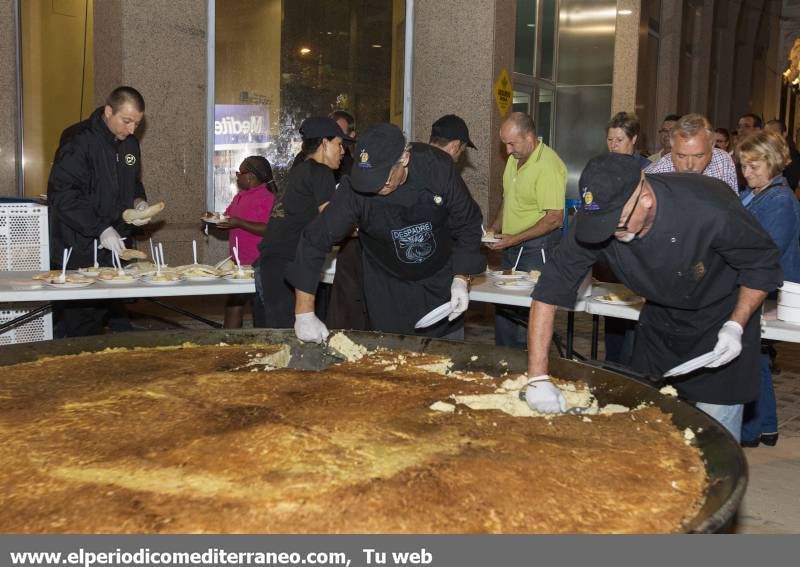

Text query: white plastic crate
(0, 202), (49, 271)
(0, 303), (53, 345)
(1, 202), (52, 344)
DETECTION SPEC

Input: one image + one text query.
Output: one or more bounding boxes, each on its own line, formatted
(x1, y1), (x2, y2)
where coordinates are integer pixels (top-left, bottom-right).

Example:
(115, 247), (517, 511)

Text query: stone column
(0, 0), (19, 198)
(708, 0), (742, 129)
(689, 0), (715, 115)
(654, 0), (683, 121)
(94, 0), (210, 265)
(411, 0), (515, 225)
(611, 0), (641, 114)
(731, 0), (766, 123)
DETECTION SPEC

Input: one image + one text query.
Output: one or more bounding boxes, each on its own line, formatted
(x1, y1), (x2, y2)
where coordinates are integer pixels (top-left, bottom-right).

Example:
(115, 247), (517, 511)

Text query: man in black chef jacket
(524, 153), (782, 441)
(286, 123), (485, 342)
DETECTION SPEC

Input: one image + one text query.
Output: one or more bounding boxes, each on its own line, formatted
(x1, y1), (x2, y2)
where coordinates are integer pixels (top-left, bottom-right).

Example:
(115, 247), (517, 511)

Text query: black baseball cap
(431, 114), (477, 149)
(349, 123), (407, 194)
(299, 116), (355, 142)
(573, 153), (643, 243)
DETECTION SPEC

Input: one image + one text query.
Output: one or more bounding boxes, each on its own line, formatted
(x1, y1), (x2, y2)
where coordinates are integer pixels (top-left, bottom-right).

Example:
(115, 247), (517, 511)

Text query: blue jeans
(741, 352), (778, 441)
(695, 402), (744, 442)
(495, 233), (559, 349)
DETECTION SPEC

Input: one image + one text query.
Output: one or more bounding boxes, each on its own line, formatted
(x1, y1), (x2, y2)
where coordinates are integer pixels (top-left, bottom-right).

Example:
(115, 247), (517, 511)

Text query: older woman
(606, 112), (650, 169)
(601, 112), (647, 364)
(737, 129), (800, 447)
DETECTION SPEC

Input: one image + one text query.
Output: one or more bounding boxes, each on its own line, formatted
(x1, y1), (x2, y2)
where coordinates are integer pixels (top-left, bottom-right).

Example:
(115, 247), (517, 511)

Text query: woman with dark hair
(606, 112), (649, 169)
(217, 155), (277, 328)
(714, 127), (732, 155)
(256, 117), (353, 328)
(737, 130), (800, 447)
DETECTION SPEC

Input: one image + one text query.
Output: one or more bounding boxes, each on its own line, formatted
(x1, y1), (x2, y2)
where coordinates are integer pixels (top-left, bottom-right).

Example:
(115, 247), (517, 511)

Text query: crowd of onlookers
(45, 84), (800, 445)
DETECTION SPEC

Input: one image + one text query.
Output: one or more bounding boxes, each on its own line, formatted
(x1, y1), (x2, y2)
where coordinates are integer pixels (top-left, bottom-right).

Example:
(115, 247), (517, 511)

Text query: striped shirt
(644, 147), (739, 192)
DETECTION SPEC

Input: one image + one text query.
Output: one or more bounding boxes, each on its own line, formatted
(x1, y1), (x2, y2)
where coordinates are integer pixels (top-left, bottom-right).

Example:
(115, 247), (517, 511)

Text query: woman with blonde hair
(737, 129), (800, 447)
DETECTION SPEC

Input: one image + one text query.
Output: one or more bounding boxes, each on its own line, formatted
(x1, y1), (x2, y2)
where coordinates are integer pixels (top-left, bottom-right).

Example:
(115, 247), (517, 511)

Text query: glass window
(512, 90), (531, 114)
(537, 88), (554, 145)
(539, 0), (557, 80)
(514, 0), (537, 76)
(212, 0), (406, 212)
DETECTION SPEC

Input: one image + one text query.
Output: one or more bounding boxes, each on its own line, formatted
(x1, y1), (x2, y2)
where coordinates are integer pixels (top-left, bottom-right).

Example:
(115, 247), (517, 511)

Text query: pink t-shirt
(224, 184), (275, 265)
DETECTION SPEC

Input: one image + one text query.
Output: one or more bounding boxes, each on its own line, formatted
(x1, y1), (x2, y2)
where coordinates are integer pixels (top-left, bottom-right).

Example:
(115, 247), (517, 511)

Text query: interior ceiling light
(299, 47), (311, 55)
(371, 44), (382, 48)
(618, 9), (633, 15)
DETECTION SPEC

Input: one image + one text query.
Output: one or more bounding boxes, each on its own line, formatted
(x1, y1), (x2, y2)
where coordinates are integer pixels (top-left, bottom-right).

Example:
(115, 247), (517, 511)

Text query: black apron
(631, 293), (761, 405)
(359, 188), (459, 337)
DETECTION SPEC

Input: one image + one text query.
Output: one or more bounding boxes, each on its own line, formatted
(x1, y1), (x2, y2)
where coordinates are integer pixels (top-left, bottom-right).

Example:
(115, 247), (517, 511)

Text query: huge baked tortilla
(0, 343), (707, 533)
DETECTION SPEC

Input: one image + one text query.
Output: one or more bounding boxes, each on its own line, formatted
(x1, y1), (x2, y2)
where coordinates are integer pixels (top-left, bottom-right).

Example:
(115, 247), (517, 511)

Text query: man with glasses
(285, 123), (485, 342)
(648, 113), (681, 163)
(522, 153), (782, 441)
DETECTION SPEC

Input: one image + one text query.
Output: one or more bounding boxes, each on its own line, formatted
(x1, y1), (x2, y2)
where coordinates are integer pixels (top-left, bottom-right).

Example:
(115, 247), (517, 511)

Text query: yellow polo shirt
(502, 141), (567, 235)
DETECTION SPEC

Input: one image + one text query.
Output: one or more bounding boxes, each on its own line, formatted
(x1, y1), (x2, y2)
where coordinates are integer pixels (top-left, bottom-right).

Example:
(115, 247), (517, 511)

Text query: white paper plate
(202, 215), (228, 224)
(414, 302), (453, 329)
(662, 351), (717, 378)
(777, 304), (800, 323)
(223, 274), (255, 284)
(182, 274), (220, 281)
(481, 236), (501, 243)
(98, 276), (139, 285)
(593, 295), (643, 306)
(44, 280), (95, 289)
(142, 276), (182, 286)
(494, 280), (535, 290)
(780, 280), (800, 294)
(77, 268), (101, 277)
(487, 270), (526, 280)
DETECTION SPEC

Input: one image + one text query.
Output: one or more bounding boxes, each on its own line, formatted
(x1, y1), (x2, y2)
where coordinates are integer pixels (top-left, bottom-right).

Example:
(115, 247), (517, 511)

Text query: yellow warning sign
(494, 69), (513, 117)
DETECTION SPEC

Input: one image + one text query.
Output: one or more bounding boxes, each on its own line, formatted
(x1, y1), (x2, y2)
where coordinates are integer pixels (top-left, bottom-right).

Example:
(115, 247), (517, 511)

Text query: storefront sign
(494, 70), (512, 117)
(214, 104), (269, 150)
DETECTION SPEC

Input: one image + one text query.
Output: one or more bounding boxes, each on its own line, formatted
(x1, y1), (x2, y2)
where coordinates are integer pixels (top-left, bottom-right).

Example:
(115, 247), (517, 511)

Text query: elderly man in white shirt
(645, 113), (739, 193)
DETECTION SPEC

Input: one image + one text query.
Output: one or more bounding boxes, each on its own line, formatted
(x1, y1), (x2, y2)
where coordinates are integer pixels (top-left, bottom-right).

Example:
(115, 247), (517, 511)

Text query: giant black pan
(0, 329), (746, 533)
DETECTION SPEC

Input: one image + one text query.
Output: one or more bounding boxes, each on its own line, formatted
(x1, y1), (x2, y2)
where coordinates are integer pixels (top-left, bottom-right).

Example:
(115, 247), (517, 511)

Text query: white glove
(130, 217), (150, 226)
(135, 200), (149, 211)
(706, 321), (744, 368)
(99, 226), (125, 255)
(294, 312), (329, 344)
(524, 375), (567, 414)
(448, 277), (469, 321)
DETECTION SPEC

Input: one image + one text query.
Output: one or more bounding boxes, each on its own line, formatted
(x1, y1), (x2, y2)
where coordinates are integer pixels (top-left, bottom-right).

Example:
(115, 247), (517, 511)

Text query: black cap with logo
(573, 153), (643, 243)
(349, 123), (407, 194)
(299, 116), (355, 142)
(431, 114), (477, 149)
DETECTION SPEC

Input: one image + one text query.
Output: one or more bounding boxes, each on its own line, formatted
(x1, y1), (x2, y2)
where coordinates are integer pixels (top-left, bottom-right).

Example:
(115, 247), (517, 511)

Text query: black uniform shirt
(286, 143), (485, 295)
(535, 173), (783, 403)
(259, 159), (337, 261)
(285, 143), (484, 337)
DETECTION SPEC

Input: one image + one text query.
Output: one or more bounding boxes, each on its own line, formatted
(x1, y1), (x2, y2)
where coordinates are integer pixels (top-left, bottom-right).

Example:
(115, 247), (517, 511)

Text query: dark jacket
(286, 142), (485, 337)
(48, 106), (146, 268)
(535, 173), (783, 404)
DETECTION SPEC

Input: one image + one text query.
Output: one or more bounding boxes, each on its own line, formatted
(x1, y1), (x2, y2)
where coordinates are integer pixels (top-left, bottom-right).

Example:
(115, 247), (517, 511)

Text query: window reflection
(213, 0), (405, 211)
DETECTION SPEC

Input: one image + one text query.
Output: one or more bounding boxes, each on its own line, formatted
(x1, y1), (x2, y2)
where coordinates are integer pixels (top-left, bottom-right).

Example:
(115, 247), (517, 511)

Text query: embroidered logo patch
(391, 222), (436, 264)
(433, 195), (443, 205)
(358, 149), (372, 169)
(581, 188), (599, 211)
(124, 154), (136, 166)
(693, 261), (706, 281)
